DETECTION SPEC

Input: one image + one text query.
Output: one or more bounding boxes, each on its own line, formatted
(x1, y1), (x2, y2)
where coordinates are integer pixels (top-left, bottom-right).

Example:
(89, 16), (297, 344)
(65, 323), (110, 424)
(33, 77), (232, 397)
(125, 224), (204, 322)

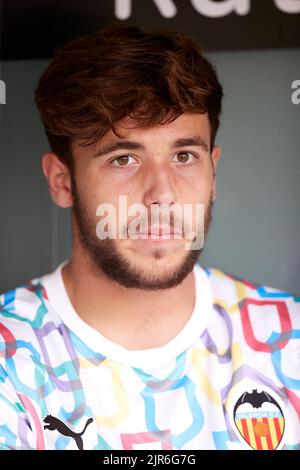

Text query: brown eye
(173, 152), (195, 164)
(111, 155), (136, 166)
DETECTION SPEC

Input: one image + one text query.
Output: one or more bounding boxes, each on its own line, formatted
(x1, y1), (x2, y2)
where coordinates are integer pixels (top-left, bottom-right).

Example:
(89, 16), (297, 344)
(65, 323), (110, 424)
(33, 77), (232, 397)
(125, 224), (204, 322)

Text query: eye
(172, 151), (197, 164)
(110, 155), (137, 167)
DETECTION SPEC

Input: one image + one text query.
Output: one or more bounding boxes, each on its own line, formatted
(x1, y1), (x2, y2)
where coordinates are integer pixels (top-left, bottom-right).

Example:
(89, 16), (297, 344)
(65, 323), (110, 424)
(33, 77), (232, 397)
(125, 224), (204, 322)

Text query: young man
(0, 25), (299, 451)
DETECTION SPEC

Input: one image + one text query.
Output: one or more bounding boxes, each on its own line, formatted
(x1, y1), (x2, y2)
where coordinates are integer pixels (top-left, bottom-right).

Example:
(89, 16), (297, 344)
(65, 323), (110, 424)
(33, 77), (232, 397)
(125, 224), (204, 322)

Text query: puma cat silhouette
(43, 414), (93, 450)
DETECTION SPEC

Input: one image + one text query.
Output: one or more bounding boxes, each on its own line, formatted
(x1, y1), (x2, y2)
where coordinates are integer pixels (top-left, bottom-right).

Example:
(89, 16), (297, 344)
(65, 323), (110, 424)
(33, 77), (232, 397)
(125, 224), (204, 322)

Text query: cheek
(176, 159), (213, 189)
(179, 173), (213, 205)
(82, 170), (116, 207)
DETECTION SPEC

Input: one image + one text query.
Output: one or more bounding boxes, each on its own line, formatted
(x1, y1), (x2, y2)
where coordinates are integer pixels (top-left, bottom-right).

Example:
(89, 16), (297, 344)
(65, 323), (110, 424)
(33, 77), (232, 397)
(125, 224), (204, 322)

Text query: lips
(148, 226), (176, 236)
(129, 226), (182, 239)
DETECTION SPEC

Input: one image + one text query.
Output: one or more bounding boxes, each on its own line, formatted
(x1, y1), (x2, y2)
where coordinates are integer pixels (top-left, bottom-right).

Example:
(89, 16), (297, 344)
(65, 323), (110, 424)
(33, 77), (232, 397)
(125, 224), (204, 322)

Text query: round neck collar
(42, 261), (212, 369)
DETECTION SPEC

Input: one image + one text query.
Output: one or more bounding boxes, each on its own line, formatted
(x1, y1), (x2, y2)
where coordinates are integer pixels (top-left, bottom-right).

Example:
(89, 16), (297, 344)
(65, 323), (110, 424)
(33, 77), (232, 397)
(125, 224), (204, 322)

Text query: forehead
(72, 112), (211, 157)
(112, 112), (210, 141)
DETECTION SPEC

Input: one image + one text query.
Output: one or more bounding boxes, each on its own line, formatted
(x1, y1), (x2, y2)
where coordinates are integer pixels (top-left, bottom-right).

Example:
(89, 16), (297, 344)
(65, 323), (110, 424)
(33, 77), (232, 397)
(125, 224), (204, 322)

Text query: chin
(129, 251), (190, 275)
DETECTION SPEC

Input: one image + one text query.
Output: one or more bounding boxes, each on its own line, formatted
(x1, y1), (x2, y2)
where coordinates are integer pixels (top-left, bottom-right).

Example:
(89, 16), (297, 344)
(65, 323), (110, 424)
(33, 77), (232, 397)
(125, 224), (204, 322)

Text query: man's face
(70, 112), (220, 289)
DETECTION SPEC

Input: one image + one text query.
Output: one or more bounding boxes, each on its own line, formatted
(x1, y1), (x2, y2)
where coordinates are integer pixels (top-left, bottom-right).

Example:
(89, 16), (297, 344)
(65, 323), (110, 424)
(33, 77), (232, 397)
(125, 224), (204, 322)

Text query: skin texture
(42, 112), (221, 350)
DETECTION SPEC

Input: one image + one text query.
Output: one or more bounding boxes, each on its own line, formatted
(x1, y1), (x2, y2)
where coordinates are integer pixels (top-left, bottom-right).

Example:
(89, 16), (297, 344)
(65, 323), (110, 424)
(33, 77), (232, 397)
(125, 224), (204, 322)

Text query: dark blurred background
(0, 0), (300, 293)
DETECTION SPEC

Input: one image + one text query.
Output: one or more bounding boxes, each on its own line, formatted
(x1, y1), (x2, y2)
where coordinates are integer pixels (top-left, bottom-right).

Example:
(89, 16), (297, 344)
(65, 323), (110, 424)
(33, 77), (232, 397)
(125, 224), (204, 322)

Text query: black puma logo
(43, 414), (93, 450)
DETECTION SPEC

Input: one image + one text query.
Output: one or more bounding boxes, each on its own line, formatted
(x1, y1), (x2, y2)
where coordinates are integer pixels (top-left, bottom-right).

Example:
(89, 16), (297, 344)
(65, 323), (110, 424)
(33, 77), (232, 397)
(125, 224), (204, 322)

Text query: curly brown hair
(35, 25), (223, 168)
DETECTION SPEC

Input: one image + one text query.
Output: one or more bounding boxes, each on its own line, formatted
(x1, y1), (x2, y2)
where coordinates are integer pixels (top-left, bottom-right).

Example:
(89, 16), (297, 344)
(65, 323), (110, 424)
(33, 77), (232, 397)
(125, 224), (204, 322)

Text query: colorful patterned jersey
(0, 261), (299, 450)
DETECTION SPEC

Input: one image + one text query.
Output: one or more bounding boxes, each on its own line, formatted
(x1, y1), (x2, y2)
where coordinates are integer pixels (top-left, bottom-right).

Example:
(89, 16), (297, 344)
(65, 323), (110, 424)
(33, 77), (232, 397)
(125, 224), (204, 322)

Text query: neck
(61, 246), (196, 351)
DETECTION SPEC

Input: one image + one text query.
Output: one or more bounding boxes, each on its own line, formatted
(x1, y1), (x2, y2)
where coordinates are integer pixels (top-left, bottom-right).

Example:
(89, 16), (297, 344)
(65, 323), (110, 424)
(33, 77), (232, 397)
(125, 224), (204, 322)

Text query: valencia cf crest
(233, 389), (285, 450)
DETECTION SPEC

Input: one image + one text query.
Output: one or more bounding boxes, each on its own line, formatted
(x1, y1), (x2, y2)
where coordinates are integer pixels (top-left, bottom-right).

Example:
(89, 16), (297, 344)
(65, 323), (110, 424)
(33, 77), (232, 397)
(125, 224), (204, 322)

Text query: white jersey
(0, 261), (299, 450)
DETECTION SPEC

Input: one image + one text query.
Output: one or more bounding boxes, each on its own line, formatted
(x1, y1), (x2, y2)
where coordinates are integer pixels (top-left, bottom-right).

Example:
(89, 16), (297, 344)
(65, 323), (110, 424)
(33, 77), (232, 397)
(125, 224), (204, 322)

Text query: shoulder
(203, 265), (300, 328)
(0, 276), (51, 347)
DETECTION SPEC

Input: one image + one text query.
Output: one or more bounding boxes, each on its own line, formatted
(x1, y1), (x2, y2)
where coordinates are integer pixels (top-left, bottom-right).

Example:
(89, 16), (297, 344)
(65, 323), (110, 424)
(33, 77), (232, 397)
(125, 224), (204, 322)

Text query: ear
(42, 153), (73, 208)
(210, 145), (221, 201)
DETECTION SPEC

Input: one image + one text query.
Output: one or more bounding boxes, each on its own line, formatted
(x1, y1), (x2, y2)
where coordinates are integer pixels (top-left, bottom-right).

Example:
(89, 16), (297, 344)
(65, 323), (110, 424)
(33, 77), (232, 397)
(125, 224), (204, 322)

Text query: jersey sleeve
(0, 366), (36, 450)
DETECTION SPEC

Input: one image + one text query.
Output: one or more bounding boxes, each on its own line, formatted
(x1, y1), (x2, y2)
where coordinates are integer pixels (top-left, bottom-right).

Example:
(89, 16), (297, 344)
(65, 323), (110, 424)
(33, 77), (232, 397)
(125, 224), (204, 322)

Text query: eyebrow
(93, 135), (209, 158)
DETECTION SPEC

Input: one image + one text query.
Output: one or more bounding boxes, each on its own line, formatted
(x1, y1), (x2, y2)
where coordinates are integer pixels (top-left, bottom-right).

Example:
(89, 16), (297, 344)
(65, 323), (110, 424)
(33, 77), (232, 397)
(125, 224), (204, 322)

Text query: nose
(142, 163), (177, 208)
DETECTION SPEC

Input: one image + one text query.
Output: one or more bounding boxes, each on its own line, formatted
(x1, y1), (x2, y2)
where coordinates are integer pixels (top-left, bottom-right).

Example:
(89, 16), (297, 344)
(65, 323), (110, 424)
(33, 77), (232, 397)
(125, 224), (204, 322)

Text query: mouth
(129, 227), (183, 241)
